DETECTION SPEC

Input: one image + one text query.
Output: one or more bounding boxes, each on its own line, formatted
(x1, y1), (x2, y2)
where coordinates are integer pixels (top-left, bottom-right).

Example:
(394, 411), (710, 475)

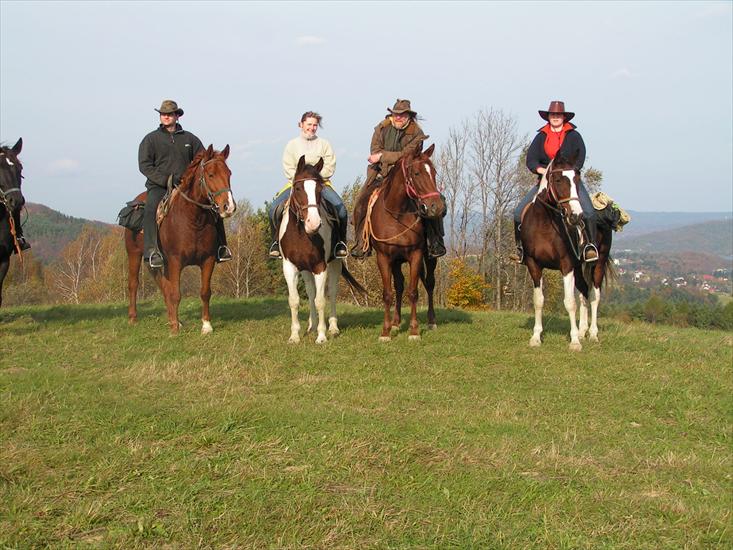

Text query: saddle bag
(591, 192), (631, 232)
(117, 200), (145, 232)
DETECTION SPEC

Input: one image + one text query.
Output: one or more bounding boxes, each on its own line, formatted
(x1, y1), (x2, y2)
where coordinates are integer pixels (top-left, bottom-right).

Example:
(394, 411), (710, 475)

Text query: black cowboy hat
(388, 99), (417, 117)
(155, 99), (184, 116)
(538, 100), (574, 122)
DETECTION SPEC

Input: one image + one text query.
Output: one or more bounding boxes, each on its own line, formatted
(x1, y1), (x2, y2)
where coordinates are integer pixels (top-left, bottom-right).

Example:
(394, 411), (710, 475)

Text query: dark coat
(370, 117), (427, 173)
(138, 124), (203, 189)
(526, 124), (586, 174)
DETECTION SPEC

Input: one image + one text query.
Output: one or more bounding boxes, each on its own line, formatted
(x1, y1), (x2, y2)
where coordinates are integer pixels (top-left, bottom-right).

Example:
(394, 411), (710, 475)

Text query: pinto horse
(125, 145), (235, 334)
(0, 139), (25, 307)
(279, 156), (366, 344)
(364, 143), (445, 341)
(519, 153), (612, 351)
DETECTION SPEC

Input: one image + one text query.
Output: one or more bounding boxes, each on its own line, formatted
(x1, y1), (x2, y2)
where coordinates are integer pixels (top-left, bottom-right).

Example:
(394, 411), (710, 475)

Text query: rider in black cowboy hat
(510, 100), (599, 264)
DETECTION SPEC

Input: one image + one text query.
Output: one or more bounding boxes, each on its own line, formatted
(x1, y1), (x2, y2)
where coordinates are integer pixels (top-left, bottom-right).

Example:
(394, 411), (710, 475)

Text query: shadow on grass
(337, 306), (472, 330)
(522, 313), (574, 335)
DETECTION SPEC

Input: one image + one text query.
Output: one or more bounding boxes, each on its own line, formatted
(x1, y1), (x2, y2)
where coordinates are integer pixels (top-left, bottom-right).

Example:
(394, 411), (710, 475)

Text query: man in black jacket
(138, 100), (231, 268)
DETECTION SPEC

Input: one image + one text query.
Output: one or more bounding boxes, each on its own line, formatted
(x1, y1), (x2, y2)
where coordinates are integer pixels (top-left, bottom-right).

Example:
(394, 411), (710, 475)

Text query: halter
(546, 167), (580, 207)
(287, 177), (320, 222)
(401, 157), (441, 202)
(177, 157), (232, 213)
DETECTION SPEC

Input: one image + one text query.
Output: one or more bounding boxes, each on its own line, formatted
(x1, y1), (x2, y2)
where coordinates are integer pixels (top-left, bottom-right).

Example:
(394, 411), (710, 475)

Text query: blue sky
(1, 1), (731, 222)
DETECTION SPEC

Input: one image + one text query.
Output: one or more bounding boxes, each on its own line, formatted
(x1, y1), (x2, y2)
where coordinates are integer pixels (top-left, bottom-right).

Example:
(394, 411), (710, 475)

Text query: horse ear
(11, 138), (22, 155)
(297, 155), (306, 172)
(315, 157), (324, 173)
(206, 144), (214, 158)
(221, 144), (230, 159)
(424, 143), (435, 158)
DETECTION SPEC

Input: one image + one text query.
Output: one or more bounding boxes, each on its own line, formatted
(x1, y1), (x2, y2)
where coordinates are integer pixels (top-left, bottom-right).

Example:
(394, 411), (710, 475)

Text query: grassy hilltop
(1, 298), (731, 548)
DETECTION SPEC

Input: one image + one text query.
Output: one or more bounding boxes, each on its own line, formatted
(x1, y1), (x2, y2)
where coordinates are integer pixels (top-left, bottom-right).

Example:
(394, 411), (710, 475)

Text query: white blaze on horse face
(424, 163), (432, 179)
(225, 191), (235, 215)
(303, 179), (321, 234)
(563, 170), (583, 216)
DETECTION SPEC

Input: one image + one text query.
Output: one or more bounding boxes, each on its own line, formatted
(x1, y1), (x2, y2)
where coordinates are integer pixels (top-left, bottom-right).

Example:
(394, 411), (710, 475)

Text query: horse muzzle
(418, 198), (446, 219)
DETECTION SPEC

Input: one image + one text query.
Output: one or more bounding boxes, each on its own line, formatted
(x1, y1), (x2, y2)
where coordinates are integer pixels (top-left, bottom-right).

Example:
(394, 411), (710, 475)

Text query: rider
(138, 99), (232, 269)
(351, 99), (446, 259)
(268, 111), (348, 260)
(510, 100), (598, 264)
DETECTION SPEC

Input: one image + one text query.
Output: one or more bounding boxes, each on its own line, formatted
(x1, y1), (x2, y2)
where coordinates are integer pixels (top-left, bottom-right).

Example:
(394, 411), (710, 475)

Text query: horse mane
(178, 149), (208, 189)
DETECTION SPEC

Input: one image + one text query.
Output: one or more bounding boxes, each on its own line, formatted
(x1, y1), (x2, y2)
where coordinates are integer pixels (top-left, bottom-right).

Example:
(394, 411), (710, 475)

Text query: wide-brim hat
(538, 100), (574, 122)
(155, 99), (184, 116)
(388, 98), (417, 117)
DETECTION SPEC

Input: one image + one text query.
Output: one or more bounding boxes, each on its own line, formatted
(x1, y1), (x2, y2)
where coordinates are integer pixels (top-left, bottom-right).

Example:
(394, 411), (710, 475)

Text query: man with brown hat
(351, 99), (446, 259)
(138, 99), (232, 268)
(510, 100), (598, 263)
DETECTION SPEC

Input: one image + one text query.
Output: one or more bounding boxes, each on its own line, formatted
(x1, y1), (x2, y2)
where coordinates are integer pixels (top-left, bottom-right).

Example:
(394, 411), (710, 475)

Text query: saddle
(155, 175), (177, 226)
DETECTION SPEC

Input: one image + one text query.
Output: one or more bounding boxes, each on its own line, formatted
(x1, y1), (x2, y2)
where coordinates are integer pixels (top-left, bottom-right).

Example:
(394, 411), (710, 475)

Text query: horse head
(193, 144), (236, 218)
(401, 143), (445, 219)
(290, 155), (324, 235)
(546, 152), (583, 225)
(0, 138), (25, 213)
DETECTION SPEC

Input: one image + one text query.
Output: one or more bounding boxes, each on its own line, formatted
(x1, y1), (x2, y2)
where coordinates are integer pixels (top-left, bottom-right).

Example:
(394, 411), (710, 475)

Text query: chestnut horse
(125, 145), (235, 334)
(364, 143), (445, 341)
(279, 156), (366, 343)
(0, 139), (25, 307)
(519, 153), (612, 351)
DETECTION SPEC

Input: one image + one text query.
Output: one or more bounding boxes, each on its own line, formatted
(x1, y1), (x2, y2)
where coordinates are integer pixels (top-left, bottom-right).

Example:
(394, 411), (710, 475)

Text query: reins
(177, 157), (231, 212)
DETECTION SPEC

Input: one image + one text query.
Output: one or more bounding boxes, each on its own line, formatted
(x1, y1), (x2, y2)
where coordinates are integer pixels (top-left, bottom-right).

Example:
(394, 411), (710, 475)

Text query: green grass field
(1, 297), (731, 548)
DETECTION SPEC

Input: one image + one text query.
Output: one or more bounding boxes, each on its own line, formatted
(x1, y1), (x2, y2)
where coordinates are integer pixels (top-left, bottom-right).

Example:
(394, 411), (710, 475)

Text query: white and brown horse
(279, 156), (365, 343)
(519, 153), (613, 351)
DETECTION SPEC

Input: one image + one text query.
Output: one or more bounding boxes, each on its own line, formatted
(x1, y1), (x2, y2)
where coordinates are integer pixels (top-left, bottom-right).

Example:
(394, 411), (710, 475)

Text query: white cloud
(296, 35), (326, 46)
(47, 158), (80, 175)
(610, 67), (633, 80)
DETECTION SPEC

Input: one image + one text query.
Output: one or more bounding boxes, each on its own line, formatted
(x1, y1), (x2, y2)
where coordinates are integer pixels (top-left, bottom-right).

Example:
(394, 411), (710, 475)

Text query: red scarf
(541, 122), (573, 159)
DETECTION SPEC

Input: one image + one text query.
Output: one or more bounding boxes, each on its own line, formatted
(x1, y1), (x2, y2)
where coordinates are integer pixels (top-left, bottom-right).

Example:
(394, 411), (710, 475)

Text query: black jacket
(526, 124), (586, 174)
(138, 124), (203, 189)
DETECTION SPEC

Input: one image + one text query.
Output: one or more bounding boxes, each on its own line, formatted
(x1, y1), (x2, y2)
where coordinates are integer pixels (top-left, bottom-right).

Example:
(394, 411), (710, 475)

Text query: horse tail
(582, 254), (616, 291)
(340, 263), (368, 297)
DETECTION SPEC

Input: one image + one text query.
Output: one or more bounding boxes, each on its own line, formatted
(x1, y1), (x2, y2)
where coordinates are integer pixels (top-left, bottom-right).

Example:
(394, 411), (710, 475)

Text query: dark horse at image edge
(0, 139), (25, 307)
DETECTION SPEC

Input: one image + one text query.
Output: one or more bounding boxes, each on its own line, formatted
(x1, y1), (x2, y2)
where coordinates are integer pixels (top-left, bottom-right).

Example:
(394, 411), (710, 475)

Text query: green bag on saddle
(117, 200), (145, 232)
(592, 192), (631, 232)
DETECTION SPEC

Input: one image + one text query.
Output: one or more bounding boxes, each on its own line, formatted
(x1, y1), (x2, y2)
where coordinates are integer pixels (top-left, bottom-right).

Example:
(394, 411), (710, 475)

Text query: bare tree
(47, 224), (104, 304)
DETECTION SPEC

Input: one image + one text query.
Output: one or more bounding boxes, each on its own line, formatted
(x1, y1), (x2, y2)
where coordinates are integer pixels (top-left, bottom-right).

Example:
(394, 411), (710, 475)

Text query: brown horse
(0, 139), (25, 307)
(364, 143), (445, 341)
(279, 156), (366, 343)
(519, 153), (612, 351)
(125, 145), (235, 334)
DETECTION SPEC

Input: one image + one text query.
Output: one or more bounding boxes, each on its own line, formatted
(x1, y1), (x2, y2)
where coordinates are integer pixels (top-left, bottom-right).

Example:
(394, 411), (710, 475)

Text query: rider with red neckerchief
(351, 99), (446, 259)
(511, 100), (598, 264)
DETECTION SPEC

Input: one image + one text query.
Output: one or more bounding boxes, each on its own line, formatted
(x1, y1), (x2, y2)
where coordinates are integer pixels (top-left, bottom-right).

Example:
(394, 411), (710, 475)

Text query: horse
(0, 139), (25, 307)
(125, 145), (235, 334)
(279, 155), (366, 344)
(364, 143), (445, 341)
(519, 152), (613, 351)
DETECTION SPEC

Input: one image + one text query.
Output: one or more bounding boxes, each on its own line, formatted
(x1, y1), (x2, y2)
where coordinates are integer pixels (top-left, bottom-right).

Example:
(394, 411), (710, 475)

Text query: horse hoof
(288, 336), (300, 344)
(427, 323), (437, 331)
(201, 321), (213, 335)
(328, 328), (340, 336)
(569, 342), (582, 352)
(529, 337), (541, 347)
(589, 334), (599, 343)
(128, 317), (137, 325)
(378, 336), (391, 342)
(316, 335), (327, 344)
(408, 334), (421, 342)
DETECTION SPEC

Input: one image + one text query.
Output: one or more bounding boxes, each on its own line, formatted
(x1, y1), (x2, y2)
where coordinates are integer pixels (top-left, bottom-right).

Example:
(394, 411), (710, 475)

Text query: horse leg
(313, 270), (328, 344)
(376, 252), (394, 341)
(303, 271), (317, 333)
(283, 259), (301, 343)
(391, 262), (404, 334)
(0, 257), (9, 307)
(126, 230), (143, 324)
(563, 271), (582, 352)
(527, 262), (543, 347)
(588, 285), (601, 342)
(200, 257), (215, 335)
(327, 260), (341, 336)
(422, 257), (438, 330)
(407, 252), (422, 341)
(577, 290), (589, 340)
(164, 261), (183, 335)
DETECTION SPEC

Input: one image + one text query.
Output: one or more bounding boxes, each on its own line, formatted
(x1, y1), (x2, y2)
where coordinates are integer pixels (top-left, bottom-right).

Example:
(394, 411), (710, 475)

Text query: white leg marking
(578, 290), (589, 340)
(530, 278), (544, 347)
(201, 320), (213, 335)
(302, 271), (317, 333)
(589, 286), (601, 342)
(283, 259), (301, 343)
(327, 260), (341, 335)
(313, 270), (328, 343)
(563, 272), (582, 351)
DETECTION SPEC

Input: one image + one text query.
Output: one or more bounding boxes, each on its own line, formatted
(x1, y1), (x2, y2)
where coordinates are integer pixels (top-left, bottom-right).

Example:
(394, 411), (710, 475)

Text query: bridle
(178, 157), (232, 213)
(546, 167), (580, 210)
(401, 156), (441, 203)
(0, 152), (24, 208)
(288, 177), (321, 223)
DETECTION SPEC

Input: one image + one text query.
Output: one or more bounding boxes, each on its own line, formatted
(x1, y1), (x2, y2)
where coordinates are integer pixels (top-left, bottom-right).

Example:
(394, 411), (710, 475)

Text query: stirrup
(147, 250), (164, 269)
(509, 246), (524, 264)
(268, 241), (282, 259)
(17, 237), (31, 251)
(334, 241), (348, 259)
(217, 245), (233, 262)
(583, 244), (599, 263)
(427, 242), (446, 259)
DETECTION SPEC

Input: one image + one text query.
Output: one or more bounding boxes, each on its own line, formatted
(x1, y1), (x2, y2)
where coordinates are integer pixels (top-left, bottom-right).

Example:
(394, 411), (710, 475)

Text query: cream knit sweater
(282, 135), (336, 182)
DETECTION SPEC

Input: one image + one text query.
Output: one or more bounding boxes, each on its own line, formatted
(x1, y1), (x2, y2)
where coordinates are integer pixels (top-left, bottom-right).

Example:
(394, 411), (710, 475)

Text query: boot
(508, 221), (524, 264)
(146, 249), (164, 269)
(215, 218), (232, 262)
(425, 219), (446, 259)
(350, 219), (370, 258)
(268, 208), (283, 259)
(17, 236), (31, 251)
(582, 218), (598, 263)
(217, 246), (233, 262)
(334, 216), (348, 259)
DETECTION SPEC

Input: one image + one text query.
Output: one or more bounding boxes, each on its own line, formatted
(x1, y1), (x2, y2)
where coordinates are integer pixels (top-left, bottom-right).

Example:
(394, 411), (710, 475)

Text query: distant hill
(618, 211), (731, 239)
(22, 203), (112, 263)
(615, 219), (733, 259)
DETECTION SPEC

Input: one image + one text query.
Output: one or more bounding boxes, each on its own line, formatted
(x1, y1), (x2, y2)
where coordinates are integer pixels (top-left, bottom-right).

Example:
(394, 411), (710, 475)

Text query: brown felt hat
(155, 99), (184, 116)
(538, 100), (574, 122)
(388, 99), (417, 117)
